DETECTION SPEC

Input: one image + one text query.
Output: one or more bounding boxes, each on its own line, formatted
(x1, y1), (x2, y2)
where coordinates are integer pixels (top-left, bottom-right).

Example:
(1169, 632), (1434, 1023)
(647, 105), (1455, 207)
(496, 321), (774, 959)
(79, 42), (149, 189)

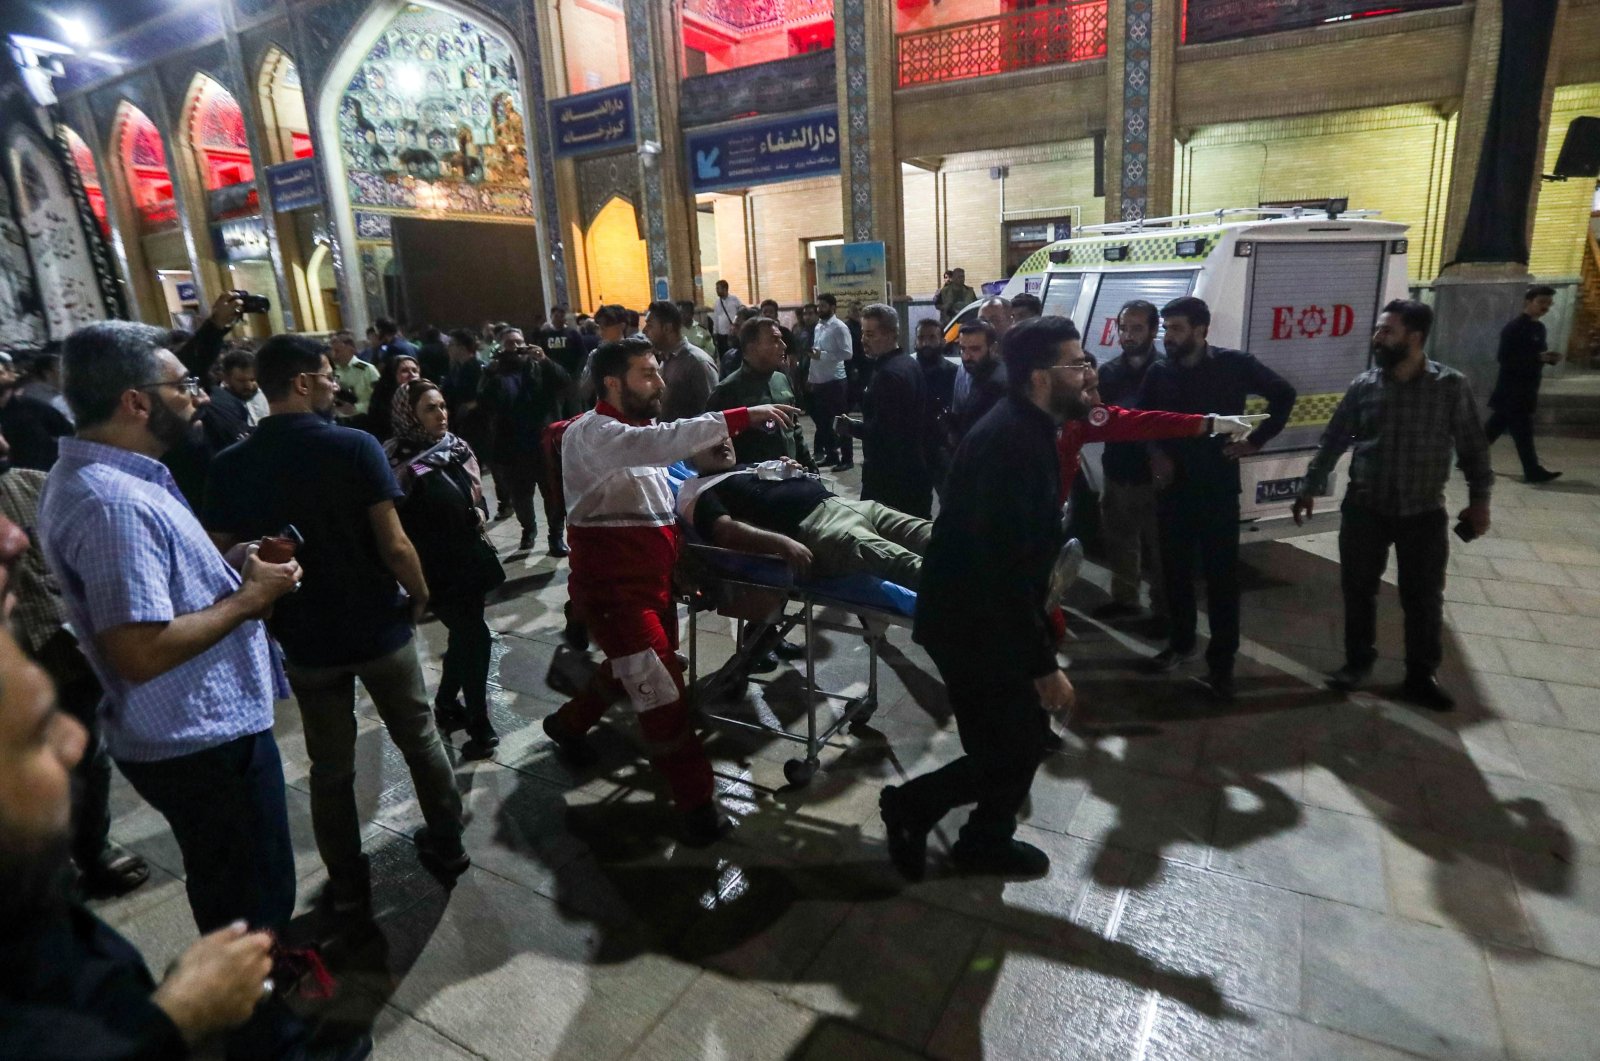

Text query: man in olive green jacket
(708, 316), (811, 467)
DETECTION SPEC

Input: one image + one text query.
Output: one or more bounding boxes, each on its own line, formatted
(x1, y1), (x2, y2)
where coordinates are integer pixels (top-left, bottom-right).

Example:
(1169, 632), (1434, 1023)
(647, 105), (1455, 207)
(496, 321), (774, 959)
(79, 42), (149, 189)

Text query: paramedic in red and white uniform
(542, 336), (801, 845)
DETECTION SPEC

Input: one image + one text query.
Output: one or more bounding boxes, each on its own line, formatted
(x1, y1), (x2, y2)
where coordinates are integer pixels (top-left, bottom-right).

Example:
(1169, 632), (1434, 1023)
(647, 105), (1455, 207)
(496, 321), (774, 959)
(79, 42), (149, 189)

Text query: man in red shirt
(543, 337), (800, 845)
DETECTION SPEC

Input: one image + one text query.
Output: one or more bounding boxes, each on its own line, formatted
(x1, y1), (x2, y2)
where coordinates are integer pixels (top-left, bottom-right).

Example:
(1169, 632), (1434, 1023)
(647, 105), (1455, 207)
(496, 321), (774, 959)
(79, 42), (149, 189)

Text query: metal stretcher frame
(676, 543), (912, 786)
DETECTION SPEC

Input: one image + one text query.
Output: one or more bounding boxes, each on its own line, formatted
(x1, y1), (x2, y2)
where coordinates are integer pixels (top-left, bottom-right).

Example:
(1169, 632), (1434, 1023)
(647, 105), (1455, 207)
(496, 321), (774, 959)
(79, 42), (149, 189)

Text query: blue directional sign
(550, 84), (635, 159)
(686, 108), (840, 194)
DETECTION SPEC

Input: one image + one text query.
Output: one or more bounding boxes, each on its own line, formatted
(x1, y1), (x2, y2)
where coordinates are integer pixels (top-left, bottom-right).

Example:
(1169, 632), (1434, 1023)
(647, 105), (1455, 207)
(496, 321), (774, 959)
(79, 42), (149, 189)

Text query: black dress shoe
(461, 723), (499, 761)
(1325, 664), (1371, 692)
(681, 803), (733, 847)
(518, 529), (536, 551)
(1144, 646), (1196, 673)
(879, 785), (930, 882)
(1527, 468), (1562, 484)
(951, 838), (1051, 878)
(543, 715), (600, 766)
(831, 460), (855, 472)
(548, 536), (571, 557)
(412, 827), (470, 877)
(433, 700), (468, 734)
(746, 650), (780, 674)
(1202, 669), (1235, 700)
(773, 639), (807, 661)
(1400, 674), (1455, 711)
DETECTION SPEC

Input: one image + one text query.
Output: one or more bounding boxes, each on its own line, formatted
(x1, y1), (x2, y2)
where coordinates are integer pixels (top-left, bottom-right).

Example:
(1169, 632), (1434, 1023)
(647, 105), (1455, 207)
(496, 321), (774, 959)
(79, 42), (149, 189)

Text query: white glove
(1209, 413), (1269, 439)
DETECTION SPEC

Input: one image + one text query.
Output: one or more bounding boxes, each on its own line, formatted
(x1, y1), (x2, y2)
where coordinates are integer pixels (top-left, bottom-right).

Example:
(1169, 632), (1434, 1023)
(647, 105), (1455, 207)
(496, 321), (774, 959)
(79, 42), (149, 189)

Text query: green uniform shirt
(332, 357), (380, 415)
(708, 365), (804, 465)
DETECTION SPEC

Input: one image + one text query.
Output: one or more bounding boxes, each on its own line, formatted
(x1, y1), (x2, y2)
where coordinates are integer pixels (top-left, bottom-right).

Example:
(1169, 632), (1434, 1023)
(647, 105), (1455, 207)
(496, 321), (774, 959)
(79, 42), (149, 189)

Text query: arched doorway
(583, 195), (649, 311)
(319, 1), (542, 332)
(61, 126), (110, 241)
(107, 101), (187, 326)
(178, 74), (279, 336)
(6, 128), (105, 338)
(257, 46), (340, 333)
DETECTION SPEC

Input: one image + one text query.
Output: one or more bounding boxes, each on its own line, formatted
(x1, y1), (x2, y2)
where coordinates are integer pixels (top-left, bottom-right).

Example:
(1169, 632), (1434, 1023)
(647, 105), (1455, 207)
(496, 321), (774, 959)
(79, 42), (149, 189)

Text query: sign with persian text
(686, 108), (840, 194)
(265, 158), (321, 212)
(550, 84), (635, 159)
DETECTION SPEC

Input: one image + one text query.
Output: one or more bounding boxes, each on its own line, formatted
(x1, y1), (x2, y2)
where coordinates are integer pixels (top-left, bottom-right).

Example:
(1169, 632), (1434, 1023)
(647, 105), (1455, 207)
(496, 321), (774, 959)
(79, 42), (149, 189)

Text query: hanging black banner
(1453, 0), (1560, 265)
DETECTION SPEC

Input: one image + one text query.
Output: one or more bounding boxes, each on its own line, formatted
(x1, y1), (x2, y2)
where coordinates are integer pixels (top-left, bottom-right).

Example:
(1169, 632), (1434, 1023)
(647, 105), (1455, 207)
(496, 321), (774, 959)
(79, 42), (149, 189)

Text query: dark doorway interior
(390, 217), (545, 331)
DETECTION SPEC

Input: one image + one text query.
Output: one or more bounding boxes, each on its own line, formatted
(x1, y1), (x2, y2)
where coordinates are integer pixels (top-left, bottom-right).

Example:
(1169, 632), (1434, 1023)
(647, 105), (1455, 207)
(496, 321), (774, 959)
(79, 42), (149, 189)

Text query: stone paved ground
(94, 435), (1600, 1060)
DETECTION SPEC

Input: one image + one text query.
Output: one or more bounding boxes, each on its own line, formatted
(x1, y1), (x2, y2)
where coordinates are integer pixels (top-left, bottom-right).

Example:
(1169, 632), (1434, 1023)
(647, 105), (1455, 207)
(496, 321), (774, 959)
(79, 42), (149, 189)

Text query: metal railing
(682, 0), (833, 31)
(897, 0), (1108, 88)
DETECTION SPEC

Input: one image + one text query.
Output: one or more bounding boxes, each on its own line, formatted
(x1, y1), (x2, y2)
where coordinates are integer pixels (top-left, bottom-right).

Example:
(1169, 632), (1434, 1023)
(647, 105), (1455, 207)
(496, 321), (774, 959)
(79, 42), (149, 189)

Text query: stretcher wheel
(783, 758), (818, 787)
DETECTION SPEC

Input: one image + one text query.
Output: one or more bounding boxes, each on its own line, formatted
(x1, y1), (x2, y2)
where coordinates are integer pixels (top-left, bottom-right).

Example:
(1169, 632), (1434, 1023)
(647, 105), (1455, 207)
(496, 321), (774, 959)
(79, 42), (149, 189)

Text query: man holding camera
(1294, 300), (1493, 711)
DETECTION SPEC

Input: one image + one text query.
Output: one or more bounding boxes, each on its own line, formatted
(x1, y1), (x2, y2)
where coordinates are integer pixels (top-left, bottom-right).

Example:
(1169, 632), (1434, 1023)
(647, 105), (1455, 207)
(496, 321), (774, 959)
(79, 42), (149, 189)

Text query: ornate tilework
(576, 153), (642, 231)
(840, 0), (872, 241)
(624, 0), (668, 281)
(334, 6), (531, 218)
(1119, 0), (1153, 221)
(515, 1), (568, 304)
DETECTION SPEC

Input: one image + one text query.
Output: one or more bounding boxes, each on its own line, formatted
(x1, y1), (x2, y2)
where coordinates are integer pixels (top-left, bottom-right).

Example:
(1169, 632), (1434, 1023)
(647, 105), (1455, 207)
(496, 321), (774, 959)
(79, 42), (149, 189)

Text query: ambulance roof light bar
(1079, 205), (1381, 236)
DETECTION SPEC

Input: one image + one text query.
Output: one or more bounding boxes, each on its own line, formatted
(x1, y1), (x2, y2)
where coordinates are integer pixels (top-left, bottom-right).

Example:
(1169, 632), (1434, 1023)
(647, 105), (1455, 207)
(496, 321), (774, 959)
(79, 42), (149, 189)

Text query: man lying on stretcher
(677, 437), (930, 590)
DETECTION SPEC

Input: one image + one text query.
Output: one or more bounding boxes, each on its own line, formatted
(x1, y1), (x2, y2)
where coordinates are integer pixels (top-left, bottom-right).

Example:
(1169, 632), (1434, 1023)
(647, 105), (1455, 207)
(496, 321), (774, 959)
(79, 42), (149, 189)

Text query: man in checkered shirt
(1294, 299), (1494, 711)
(38, 321), (311, 1059)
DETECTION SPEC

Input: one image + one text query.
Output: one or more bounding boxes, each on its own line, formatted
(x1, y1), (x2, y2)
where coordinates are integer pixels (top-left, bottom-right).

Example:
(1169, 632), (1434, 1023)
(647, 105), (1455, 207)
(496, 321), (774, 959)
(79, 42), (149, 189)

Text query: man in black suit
(837, 304), (933, 519)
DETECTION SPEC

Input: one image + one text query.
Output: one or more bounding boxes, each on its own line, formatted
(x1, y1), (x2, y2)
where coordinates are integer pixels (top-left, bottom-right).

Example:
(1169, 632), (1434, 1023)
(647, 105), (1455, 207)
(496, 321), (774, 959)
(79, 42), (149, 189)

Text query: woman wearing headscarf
(366, 353), (421, 442)
(385, 379), (506, 759)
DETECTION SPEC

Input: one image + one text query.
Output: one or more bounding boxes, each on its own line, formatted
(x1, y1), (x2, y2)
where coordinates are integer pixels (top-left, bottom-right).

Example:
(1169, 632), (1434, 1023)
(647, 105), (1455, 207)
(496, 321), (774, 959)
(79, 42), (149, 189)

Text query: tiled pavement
(94, 436), (1600, 1059)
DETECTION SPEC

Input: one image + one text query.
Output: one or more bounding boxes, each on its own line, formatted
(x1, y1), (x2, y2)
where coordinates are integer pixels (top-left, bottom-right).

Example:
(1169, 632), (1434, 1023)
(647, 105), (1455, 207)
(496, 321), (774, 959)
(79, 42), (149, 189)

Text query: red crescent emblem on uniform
(1088, 406), (1110, 427)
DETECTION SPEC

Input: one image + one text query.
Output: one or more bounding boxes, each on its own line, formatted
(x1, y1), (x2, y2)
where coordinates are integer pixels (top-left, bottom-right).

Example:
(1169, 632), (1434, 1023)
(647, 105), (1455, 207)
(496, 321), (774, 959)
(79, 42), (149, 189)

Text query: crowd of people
(0, 269), (1555, 1058)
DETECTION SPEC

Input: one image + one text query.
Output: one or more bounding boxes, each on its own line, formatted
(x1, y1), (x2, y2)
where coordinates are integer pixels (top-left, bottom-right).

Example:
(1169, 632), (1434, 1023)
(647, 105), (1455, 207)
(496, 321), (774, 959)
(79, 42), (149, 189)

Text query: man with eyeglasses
(880, 317), (1253, 881)
(38, 321), (316, 1060)
(1137, 295), (1297, 699)
(204, 336), (467, 918)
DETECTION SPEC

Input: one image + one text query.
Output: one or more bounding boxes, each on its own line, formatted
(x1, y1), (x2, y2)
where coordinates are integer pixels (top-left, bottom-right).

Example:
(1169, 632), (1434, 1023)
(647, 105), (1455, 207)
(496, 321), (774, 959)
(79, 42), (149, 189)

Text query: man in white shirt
(710, 280), (745, 357)
(808, 293), (854, 471)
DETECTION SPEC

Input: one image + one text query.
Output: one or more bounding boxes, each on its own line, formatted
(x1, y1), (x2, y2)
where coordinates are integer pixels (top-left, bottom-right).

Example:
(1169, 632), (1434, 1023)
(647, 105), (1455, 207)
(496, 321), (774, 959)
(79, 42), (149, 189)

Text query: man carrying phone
(1294, 299), (1493, 711)
(37, 322), (317, 1060)
(204, 336), (467, 916)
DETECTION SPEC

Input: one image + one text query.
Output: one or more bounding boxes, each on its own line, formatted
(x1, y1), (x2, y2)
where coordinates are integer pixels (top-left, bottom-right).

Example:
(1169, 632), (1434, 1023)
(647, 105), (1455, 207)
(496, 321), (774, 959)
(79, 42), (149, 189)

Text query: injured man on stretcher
(678, 437), (929, 590)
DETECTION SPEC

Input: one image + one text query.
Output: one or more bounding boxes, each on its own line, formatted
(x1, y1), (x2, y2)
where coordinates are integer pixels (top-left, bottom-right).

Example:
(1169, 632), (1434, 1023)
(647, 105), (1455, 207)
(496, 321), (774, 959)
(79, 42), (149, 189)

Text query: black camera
(236, 290), (271, 314)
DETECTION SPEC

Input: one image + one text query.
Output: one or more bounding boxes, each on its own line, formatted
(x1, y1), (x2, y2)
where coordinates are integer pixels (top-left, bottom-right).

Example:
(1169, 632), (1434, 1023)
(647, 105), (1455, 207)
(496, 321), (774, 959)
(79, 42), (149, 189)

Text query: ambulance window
(1083, 270), (1198, 361)
(1040, 273), (1083, 319)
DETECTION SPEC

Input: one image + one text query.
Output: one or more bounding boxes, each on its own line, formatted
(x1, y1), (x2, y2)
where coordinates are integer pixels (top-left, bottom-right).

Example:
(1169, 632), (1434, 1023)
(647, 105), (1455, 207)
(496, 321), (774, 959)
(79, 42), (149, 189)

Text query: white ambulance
(997, 206), (1411, 519)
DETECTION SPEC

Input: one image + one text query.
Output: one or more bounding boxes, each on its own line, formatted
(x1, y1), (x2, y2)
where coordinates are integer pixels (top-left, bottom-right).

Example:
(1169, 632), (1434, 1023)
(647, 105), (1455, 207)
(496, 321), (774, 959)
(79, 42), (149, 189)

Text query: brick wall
(1178, 104), (1453, 278)
(904, 141), (1103, 295)
(1531, 82), (1600, 280)
(1174, 10), (1471, 127)
(561, 0), (629, 93)
(894, 65), (1107, 158)
(702, 177), (844, 305)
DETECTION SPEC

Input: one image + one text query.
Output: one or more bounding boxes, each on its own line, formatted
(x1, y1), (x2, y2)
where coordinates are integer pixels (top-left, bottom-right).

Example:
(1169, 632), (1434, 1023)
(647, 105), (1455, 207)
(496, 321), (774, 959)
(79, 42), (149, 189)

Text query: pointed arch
(105, 100), (180, 324)
(257, 45), (312, 166)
